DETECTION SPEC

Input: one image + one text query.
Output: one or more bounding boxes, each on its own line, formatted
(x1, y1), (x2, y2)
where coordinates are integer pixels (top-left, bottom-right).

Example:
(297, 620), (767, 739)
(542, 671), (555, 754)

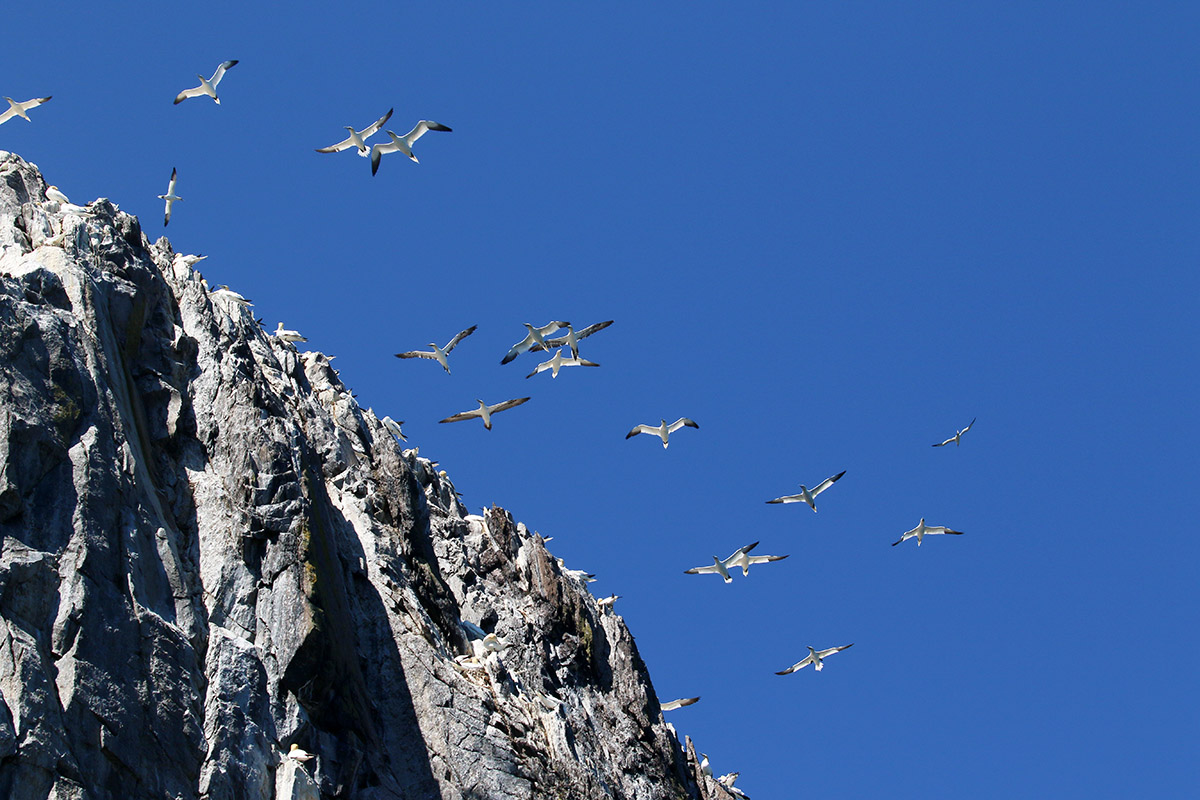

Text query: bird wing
(395, 350), (436, 360)
(668, 417), (699, 433)
(444, 325), (478, 352)
(817, 643), (854, 658)
(544, 319), (614, 348)
(660, 697), (700, 711)
(961, 417), (977, 434)
(892, 526), (919, 546)
(932, 436), (955, 447)
(625, 424), (655, 439)
(765, 494), (803, 504)
(489, 397), (531, 414)
(166, 168), (177, 195)
(405, 119), (453, 145)
(173, 85), (207, 104)
(360, 108), (394, 139)
(569, 357), (601, 367)
(315, 130), (357, 153)
(724, 542), (760, 562)
(683, 564), (723, 575)
(0, 107), (14, 125)
(811, 470), (846, 497)
(746, 554), (788, 565)
(210, 59), (238, 87)
(926, 526), (964, 535)
(439, 408), (482, 424)
(776, 654), (814, 675)
(370, 138), (404, 175)
(500, 331), (536, 363)
(525, 361), (550, 379)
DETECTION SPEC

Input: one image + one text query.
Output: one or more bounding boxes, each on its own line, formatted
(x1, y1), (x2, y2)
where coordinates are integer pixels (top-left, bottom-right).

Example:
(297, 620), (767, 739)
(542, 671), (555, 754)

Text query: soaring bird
(626, 418), (699, 449)
(775, 643), (854, 675)
(316, 108), (394, 156)
(892, 518), (964, 547)
(933, 417), (977, 447)
(370, 120), (453, 174)
(765, 470), (847, 512)
(0, 95), (52, 125)
(173, 60), (238, 105)
(395, 326), (477, 374)
(439, 397), (531, 430)
(684, 541), (788, 583)
(525, 350), (600, 379)
(534, 320), (615, 358)
(500, 321), (570, 364)
(158, 168), (181, 226)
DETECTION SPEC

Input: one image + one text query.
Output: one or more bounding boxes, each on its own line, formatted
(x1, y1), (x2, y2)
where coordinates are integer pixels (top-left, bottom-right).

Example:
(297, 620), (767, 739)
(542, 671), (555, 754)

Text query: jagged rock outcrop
(0, 152), (734, 800)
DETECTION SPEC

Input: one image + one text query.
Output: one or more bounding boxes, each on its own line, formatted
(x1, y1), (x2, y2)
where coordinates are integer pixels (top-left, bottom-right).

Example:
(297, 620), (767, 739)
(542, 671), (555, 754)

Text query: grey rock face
(0, 152), (732, 800)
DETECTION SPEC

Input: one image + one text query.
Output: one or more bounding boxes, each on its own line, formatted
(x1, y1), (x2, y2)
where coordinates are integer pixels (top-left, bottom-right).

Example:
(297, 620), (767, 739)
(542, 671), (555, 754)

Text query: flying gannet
(534, 320), (615, 358)
(775, 643), (854, 675)
(274, 322), (306, 343)
(395, 325), (477, 374)
(765, 470), (847, 512)
(500, 321), (570, 364)
(381, 416), (407, 442)
(173, 60), (238, 105)
(315, 108), (394, 156)
(158, 168), (181, 226)
(369, 120), (453, 175)
(660, 696), (699, 711)
(933, 417), (977, 447)
(0, 96), (52, 125)
(286, 744), (315, 762)
(626, 418), (699, 449)
(525, 349), (600, 379)
(439, 397), (530, 430)
(684, 541), (788, 583)
(892, 518), (964, 547)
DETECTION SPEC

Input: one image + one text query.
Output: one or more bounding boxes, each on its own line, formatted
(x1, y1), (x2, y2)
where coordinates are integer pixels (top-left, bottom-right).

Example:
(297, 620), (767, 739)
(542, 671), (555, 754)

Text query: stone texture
(0, 152), (737, 800)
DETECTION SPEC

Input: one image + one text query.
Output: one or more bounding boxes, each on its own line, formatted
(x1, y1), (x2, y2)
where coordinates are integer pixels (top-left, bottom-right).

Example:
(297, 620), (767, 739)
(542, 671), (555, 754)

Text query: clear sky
(3, 2), (1197, 797)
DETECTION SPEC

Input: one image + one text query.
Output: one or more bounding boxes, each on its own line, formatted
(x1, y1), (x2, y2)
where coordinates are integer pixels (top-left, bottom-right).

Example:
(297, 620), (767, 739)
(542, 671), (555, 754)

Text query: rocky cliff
(0, 152), (728, 800)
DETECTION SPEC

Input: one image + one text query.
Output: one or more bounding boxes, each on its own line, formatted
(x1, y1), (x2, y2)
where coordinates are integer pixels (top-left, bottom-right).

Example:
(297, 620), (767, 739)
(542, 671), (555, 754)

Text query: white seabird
(274, 322), (306, 343)
(525, 349), (600, 379)
(381, 416), (407, 442)
(44, 185), (71, 206)
(173, 253), (207, 268)
(0, 96), (52, 125)
(684, 541), (788, 583)
(625, 418), (699, 449)
(892, 518), (964, 547)
(158, 168), (181, 226)
(699, 754), (712, 779)
(370, 120), (453, 175)
(500, 321), (571, 364)
(933, 417), (977, 447)
(286, 743), (315, 762)
(209, 285), (251, 308)
(775, 643), (854, 675)
(660, 696), (699, 711)
(717, 772), (751, 799)
(173, 60), (238, 105)
(597, 594), (620, 608)
(438, 397), (530, 430)
(535, 320), (615, 358)
(315, 108), (394, 156)
(395, 325), (477, 374)
(765, 470), (847, 512)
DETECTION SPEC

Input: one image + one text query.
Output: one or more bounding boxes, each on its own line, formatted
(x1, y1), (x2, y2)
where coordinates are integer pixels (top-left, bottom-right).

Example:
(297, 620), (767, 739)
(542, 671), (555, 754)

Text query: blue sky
(3, 2), (1197, 797)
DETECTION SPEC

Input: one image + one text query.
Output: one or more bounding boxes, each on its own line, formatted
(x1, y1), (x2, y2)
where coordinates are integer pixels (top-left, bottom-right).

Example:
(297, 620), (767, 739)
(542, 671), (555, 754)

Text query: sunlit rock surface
(0, 152), (733, 800)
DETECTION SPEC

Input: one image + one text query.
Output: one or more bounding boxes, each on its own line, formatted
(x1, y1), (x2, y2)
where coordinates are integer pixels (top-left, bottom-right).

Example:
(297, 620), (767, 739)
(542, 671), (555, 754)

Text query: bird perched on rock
(286, 743), (314, 763)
